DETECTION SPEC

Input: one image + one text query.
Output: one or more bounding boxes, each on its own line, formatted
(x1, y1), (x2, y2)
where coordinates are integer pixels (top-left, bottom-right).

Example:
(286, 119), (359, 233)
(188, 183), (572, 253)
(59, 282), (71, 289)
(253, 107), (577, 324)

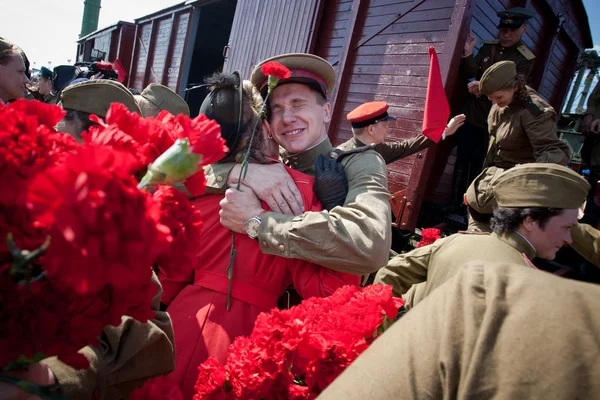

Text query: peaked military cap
(135, 83), (190, 117)
(250, 53), (336, 99)
(347, 101), (397, 129)
(497, 7), (534, 30)
(493, 163), (590, 209)
(59, 79), (141, 117)
(479, 61), (517, 96)
(40, 66), (53, 80)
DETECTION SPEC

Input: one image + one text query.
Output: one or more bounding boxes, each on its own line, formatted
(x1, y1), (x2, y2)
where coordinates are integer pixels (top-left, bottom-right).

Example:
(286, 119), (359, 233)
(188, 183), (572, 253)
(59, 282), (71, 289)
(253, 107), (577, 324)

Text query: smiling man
(374, 163), (590, 308)
(214, 53), (392, 275)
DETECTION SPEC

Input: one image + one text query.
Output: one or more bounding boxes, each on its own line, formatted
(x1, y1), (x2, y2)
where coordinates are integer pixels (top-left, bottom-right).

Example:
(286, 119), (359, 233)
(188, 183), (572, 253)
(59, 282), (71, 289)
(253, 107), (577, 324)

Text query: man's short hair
(490, 207), (563, 234)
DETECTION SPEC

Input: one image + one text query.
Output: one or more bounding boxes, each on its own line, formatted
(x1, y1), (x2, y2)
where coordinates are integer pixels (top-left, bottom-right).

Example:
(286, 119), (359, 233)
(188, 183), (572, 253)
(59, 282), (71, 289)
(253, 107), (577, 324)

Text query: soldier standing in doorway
(447, 7), (536, 213)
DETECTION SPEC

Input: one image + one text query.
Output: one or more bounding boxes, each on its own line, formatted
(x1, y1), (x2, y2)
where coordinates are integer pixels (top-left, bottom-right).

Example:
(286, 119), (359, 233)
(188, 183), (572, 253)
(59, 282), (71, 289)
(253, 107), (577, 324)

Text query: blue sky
(582, 0), (600, 49)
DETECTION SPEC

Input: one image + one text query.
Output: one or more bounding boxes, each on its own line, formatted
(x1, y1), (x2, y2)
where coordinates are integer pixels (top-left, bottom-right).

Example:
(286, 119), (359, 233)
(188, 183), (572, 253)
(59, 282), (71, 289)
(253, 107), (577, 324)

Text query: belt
(193, 269), (278, 310)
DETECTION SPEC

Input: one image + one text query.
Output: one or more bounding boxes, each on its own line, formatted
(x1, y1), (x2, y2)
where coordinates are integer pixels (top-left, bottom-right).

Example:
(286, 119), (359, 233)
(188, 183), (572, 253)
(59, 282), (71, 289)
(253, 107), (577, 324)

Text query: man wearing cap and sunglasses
(212, 53), (392, 274)
(340, 101), (465, 163)
(448, 7), (537, 212)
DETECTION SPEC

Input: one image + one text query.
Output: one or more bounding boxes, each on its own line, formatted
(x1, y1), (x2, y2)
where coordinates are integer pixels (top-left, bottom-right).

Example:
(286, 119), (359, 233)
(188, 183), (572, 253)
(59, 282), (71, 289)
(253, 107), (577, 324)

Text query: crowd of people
(1, 4), (599, 400)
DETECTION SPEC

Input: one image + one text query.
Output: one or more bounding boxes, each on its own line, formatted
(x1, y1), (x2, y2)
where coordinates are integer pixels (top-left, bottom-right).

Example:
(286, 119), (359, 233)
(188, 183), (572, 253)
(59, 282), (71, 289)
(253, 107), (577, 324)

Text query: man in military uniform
(319, 260), (600, 400)
(214, 53), (392, 274)
(374, 163), (590, 307)
(338, 101), (465, 164)
(448, 7), (536, 211)
(134, 83), (190, 117)
(38, 66), (57, 104)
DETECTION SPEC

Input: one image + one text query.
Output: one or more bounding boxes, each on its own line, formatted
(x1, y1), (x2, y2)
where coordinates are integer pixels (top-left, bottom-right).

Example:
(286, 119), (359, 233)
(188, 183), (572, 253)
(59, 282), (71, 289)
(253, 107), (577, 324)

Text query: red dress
(160, 165), (360, 398)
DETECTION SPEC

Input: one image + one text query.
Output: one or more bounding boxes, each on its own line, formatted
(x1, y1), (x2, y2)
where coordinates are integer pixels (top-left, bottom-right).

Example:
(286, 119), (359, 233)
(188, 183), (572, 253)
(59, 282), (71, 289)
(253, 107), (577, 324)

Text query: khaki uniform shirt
(374, 231), (536, 305)
(205, 137), (392, 274)
(484, 87), (570, 168)
(462, 40), (535, 128)
(318, 261), (600, 400)
(41, 272), (175, 399)
(337, 135), (432, 165)
(571, 222), (600, 267)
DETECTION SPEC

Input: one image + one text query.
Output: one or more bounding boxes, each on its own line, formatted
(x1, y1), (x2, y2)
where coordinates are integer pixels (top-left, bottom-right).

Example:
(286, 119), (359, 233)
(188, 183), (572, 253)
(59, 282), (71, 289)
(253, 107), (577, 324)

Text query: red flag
(112, 58), (127, 83)
(422, 46), (450, 143)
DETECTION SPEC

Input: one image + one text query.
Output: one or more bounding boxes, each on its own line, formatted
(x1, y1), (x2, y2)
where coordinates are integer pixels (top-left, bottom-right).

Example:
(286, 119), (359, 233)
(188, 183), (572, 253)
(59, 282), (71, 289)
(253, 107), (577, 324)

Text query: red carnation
(416, 228), (441, 248)
(261, 62), (291, 80)
(154, 186), (204, 302)
(195, 285), (403, 399)
(0, 101), (79, 207)
(26, 145), (171, 295)
(156, 111), (228, 166)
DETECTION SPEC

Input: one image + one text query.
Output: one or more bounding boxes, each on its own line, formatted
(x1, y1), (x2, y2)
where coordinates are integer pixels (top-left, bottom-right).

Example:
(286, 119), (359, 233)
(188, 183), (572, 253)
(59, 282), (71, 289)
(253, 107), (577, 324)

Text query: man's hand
(0, 363), (56, 400)
(227, 163), (303, 215)
(220, 185), (265, 234)
(590, 118), (600, 134)
(444, 114), (466, 137)
(581, 114), (593, 134)
(464, 29), (476, 57)
(467, 81), (481, 96)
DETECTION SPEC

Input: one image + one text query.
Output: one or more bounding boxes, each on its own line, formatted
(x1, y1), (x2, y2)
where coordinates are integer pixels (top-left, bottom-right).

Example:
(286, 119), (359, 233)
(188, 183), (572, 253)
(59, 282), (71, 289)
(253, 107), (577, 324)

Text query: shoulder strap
(524, 96), (543, 117)
(517, 44), (536, 60)
(328, 144), (376, 162)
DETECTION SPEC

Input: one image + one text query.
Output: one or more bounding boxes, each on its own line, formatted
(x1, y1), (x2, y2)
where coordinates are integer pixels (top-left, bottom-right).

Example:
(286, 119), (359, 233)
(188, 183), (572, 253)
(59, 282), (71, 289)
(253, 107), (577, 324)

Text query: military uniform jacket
(320, 261), (600, 400)
(484, 87), (570, 169)
(41, 273), (175, 399)
(205, 137), (392, 275)
(374, 230), (537, 305)
(571, 222), (600, 267)
(462, 40), (535, 128)
(337, 135), (432, 165)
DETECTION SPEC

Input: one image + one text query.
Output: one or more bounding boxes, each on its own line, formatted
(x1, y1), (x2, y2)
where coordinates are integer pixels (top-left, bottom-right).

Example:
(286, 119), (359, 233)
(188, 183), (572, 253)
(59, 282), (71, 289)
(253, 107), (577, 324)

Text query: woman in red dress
(159, 72), (359, 398)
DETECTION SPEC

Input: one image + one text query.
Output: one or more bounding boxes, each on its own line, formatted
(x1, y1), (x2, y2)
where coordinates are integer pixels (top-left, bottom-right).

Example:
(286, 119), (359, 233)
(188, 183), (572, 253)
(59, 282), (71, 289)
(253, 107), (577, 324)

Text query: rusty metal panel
(132, 23), (153, 91)
(167, 12), (190, 90)
(223, 0), (322, 78)
(148, 17), (174, 84)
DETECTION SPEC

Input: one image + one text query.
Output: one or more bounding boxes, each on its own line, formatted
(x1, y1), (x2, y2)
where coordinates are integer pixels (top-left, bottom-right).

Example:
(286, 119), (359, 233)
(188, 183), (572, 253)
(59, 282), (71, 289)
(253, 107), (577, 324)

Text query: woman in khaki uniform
(480, 60), (570, 169)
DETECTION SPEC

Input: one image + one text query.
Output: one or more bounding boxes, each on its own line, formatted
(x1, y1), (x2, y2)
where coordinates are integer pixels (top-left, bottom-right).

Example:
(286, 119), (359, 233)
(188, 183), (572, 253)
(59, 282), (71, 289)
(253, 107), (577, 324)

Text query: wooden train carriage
(75, 21), (136, 74)
(127, 0), (237, 114)
(78, 0), (592, 231)
(224, 0), (591, 230)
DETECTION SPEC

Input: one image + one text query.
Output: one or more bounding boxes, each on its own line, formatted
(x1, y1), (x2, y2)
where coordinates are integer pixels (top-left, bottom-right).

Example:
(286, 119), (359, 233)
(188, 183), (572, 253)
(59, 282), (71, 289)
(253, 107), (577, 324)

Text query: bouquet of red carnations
(0, 100), (226, 397)
(194, 284), (403, 399)
(416, 228), (442, 248)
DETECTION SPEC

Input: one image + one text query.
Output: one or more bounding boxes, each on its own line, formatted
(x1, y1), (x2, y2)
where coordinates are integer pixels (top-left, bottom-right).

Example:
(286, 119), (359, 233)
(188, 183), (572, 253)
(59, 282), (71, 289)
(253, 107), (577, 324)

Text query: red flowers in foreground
(27, 146), (171, 296)
(1, 99), (225, 371)
(194, 285), (403, 399)
(261, 61), (291, 80)
(416, 228), (442, 248)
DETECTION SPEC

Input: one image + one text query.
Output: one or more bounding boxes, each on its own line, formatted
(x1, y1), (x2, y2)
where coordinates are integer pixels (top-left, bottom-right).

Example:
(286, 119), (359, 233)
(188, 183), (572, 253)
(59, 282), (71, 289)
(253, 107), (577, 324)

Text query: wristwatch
(244, 215), (263, 239)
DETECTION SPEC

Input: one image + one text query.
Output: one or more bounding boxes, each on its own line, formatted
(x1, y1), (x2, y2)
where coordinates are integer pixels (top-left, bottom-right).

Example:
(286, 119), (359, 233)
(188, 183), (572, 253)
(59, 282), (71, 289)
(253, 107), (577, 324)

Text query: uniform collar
(281, 136), (333, 175)
(492, 231), (537, 260)
(500, 39), (523, 51)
